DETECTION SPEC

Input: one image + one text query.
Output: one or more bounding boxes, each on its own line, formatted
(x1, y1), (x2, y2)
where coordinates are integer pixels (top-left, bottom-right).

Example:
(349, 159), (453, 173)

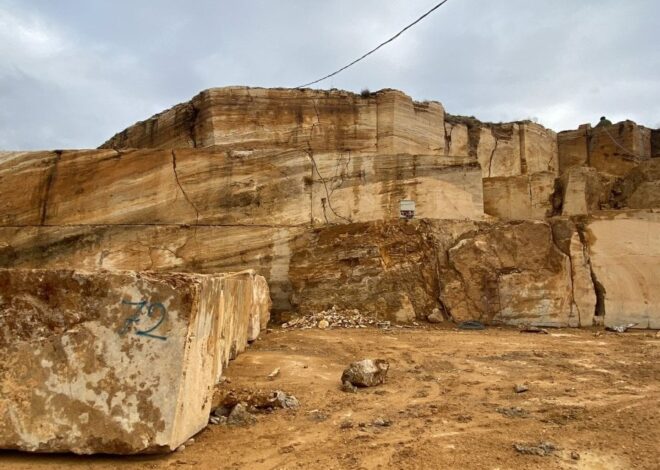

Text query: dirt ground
(1, 326), (658, 469)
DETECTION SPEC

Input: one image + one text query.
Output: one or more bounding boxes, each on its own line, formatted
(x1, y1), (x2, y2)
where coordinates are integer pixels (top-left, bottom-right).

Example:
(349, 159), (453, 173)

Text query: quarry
(0, 86), (658, 469)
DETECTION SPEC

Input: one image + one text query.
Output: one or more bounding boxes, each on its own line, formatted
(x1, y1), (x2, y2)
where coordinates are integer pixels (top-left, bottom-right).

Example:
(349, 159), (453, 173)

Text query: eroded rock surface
(586, 211), (660, 329)
(0, 268), (269, 454)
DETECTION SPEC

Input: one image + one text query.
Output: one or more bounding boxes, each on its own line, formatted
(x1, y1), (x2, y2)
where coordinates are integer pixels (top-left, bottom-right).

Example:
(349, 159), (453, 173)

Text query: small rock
(176, 445), (185, 452)
(341, 359), (389, 387)
(227, 403), (256, 426)
(427, 309), (444, 324)
(185, 438), (195, 445)
(317, 319), (329, 329)
(514, 384), (529, 393)
(372, 417), (392, 427)
(519, 326), (549, 334)
(213, 405), (231, 417)
(267, 367), (281, 380)
(571, 451), (581, 460)
(341, 380), (358, 393)
(513, 441), (556, 456)
(271, 390), (299, 409)
(308, 410), (327, 422)
(339, 420), (353, 429)
(496, 406), (528, 418)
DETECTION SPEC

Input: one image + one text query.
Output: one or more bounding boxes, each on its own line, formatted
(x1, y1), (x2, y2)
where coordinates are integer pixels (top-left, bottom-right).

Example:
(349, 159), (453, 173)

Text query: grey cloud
(0, 0), (658, 150)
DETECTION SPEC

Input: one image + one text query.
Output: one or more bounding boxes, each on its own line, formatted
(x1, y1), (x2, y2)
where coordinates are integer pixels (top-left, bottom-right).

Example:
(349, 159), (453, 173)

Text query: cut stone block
(0, 269), (270, 454)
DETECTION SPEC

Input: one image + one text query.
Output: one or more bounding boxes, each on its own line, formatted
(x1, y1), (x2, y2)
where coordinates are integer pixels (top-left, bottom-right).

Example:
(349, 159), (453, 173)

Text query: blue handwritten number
(120, 300), (168, 341)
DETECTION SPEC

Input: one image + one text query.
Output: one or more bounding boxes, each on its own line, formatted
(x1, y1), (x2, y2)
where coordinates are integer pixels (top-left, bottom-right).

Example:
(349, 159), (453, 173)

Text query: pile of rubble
(281, 306), (391, 330)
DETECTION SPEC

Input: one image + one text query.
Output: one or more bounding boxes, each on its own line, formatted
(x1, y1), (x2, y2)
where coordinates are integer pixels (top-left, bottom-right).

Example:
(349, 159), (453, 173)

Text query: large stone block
(0, 269), (269, 454)
(585, 211), (660, 329)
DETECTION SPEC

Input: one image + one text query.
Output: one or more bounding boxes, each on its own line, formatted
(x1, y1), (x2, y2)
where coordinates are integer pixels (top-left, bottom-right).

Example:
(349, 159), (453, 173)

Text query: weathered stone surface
(569, 232), (597, 327)
(559, 167), (609, 216)
(558, 126), (590, 172)
(310, 153), (483, 223)
(444, 117), (558, 179)
(558, 121), (654, 177)
(341, 359), (389, 387)
(589, 122), (652, 177)
(100, 87), (447, 156)
(0, 224), (299, 313)
(288, 220), (456, 322)
(0, 268), (270, 454)
(0, 148), (484, 226)
(440, 221), (575, 326)
(483, 172), (556, 219)
(611, 159), (660, 209)
(585, 211), (660, 329)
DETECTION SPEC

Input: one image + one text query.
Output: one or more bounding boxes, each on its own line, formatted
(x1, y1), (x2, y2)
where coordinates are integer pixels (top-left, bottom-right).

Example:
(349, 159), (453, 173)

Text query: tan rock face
(288, 220), (454, 322)
(0, 148), (484, 227)
(586, 211), (660, 329)
(558, 120), (654, 177)
(612, 159), (660, 210)
(0, 269), (270, 454)
(100, 87), (447, 156)
(287, 219), (594, 327)
(441, 221), (575, 326)
(483, 172), (557, 219)
(559, 167), (610, 216)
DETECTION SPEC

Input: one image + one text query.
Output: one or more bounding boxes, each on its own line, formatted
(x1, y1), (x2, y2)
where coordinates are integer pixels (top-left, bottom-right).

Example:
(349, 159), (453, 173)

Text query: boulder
(0, 268), (269, 454)
(341, 359), (390, 387)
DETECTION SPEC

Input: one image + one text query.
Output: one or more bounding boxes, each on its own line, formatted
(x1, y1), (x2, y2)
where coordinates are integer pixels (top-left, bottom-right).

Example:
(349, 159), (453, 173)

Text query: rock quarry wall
(1, 86), (659, 328)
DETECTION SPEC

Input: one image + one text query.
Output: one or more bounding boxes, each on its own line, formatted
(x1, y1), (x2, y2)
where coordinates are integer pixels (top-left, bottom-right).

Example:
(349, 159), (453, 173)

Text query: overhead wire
(295, 0), (452, 89)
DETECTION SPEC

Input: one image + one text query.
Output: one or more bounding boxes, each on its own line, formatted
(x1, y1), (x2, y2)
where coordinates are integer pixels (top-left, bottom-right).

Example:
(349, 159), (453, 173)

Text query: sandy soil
(1, 326), (658, 469)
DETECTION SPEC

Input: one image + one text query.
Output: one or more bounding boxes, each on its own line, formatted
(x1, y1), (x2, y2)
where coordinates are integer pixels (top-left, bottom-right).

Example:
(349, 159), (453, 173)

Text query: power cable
(295, 0), (452, 89)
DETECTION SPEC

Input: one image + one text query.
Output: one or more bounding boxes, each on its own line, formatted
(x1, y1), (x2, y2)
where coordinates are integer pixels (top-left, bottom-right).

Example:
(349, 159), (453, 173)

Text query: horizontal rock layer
(0, 269), (270, 454)
(0, 149), (484, 226)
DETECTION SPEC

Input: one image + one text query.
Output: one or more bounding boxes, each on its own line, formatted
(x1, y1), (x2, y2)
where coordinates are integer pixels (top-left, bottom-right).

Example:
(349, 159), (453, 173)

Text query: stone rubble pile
(281, 306), (389, 329)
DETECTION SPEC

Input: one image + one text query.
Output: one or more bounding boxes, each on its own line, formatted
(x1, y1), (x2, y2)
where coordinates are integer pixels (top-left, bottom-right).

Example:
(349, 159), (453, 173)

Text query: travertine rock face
(287, 219), (595, 327)
(440, 221), (575, 326)
(288, 220), (477, 322)
(612, 159), (660, 209)
(586, 211), (660, 329)
(0, 224), (300, 313)
(483, 173), (557, 219)
(0, 148), (484, 226)
(559, 167), (610, 216)
(0, 269), (270, 454)
(100, 88), (446, 156)
(558, 121), (654, 177)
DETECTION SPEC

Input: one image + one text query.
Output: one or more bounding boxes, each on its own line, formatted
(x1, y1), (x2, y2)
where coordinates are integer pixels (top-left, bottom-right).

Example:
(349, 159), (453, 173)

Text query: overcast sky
(1, 0), (658, 150)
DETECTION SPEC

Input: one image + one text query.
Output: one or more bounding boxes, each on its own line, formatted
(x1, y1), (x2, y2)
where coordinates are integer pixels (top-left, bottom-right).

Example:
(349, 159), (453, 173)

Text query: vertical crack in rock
(171, 150), (201, 254)
(171, 150), (200, 223)
(40, 150), (62, 226)
(307, 100), (351, 224)
(443, 121), (454, 156)
(487, 135), (500, 178)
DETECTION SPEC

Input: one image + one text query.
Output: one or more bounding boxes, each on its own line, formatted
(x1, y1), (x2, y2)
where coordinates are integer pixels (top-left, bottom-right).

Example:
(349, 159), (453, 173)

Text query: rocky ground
(1, 326), (658, 469)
